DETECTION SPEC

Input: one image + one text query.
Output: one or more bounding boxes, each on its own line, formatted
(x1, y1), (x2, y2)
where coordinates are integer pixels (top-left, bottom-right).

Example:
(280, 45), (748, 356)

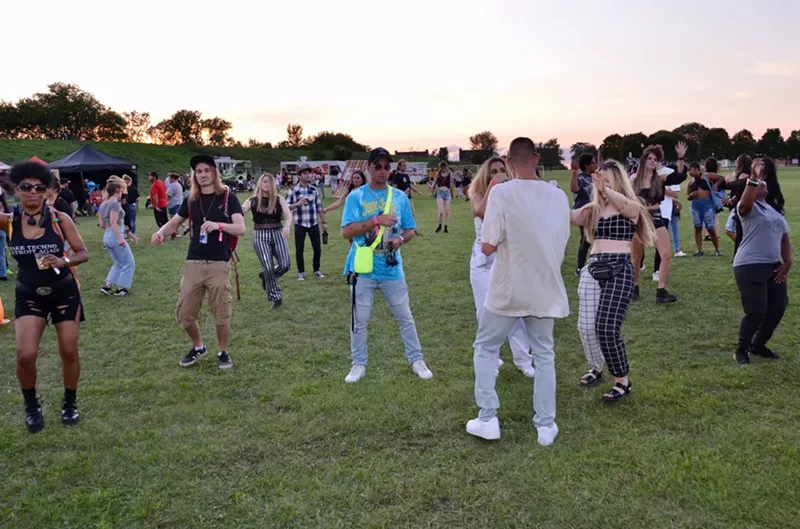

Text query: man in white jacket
(466, 137), (570, 446)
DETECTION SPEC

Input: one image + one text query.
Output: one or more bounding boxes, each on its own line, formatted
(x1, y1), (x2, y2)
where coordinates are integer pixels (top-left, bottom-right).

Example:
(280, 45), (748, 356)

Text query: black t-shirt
(127, 186), (140, 204)
(392, 172), (411, 193)
(177, 191), (243, 262)
(52, 197), (73, 217)
(58, 187), (76, 205)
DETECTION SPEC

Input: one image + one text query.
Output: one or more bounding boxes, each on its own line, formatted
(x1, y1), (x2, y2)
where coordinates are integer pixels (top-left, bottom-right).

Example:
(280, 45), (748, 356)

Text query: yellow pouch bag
(353, 187), (393, 275)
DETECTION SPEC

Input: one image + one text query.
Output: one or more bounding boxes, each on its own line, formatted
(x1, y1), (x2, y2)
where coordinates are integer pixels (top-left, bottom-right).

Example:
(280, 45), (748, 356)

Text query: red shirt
(150, 179), (167, 209)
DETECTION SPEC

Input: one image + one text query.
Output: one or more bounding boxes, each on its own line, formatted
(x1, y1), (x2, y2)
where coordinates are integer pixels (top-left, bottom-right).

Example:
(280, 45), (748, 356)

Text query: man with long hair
(151, 155), (245, 370)
(466, 138), (570, 446)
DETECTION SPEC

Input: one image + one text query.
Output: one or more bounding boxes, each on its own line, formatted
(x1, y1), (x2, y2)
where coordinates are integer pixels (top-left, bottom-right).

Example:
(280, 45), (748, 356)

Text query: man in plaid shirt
(286, 164), (328, 281)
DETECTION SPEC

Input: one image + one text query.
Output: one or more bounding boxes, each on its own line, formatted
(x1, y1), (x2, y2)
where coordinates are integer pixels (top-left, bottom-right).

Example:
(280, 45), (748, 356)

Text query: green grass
(1, 169), (799, 528)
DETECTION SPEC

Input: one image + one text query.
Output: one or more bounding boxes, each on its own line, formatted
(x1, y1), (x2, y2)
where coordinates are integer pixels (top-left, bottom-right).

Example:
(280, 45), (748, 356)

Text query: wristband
(373, 216), (380, 227)
(747, 178), (759, 187)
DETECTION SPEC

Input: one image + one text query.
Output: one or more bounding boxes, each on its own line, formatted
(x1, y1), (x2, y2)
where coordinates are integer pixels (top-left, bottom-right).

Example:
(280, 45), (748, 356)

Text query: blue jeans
(350, 276), (423, 366)
(127, 203), (138, 234)
(0, 230), (7, 278)
(473, 310), (556, 428)
(670, 214), (680, 251)
(103, 228), (136, 288)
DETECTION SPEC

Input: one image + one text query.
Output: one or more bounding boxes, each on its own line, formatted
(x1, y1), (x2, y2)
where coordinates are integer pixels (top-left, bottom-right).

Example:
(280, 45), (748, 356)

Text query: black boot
(656, 288), (677, 304)
(435, 225), (442, 233)
(25, 395), (45, 434)
(631, 285), (640, 301)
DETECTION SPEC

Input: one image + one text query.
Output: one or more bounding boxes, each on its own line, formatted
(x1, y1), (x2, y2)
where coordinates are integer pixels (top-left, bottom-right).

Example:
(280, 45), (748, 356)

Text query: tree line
(0, 83), (370, 159)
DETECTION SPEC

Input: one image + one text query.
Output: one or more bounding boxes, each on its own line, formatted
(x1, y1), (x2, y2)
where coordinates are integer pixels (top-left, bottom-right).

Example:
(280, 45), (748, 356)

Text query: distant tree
(437, 147), (449, 161)
(311, 144), (328, 160)
(757, 128), (785, 159)
(699, 127), (731, 159)
(275, 140), (293, 149)
(95, 111), (128, 142)
(247, 137), (261, 148)
(569, 142), (598, 157)
(202, 117), (233, 147)
(785, 129), (800, 162)
(599, 134), (624, 160)
(538, 138), (563, 168)
(0, 101), (23, 138)
(731, 129), (757, 157)
(332, 145), (352, 160)
(646, 130), (678, 159)
(469, 131), (499, 152)
(621, 132), (647, 159)
(286, 123), (304, 148)
(307, 131), (368, 152)
(123, 111), (151, 143)
(672, 122), (708, 160)
(151, 110), (204, 145)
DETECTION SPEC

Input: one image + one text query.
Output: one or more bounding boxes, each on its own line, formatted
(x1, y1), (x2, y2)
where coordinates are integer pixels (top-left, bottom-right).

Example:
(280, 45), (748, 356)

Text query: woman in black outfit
(6, 162), (89, 433)
(732, 158), (789, 364)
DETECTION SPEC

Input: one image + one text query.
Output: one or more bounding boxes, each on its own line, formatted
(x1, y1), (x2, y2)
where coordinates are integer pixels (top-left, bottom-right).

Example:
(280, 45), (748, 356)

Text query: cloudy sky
(3, 0), (798, 153)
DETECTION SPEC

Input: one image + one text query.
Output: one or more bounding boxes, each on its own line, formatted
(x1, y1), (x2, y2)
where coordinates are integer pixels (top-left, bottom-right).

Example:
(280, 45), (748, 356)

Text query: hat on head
(297, 163), (312, 175)
(189, 155), (217, 170)
(368, 147), (393, 165)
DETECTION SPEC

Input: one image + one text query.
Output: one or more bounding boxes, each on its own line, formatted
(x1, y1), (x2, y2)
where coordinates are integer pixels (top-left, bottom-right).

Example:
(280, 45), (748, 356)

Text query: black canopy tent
(48, 145), (137, 206)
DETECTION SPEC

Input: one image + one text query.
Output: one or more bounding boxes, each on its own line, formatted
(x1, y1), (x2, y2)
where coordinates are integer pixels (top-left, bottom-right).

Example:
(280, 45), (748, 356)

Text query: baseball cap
(297, 163), (312, 174)
(189, 155), (217, 170)
(368, 148), (393, 165)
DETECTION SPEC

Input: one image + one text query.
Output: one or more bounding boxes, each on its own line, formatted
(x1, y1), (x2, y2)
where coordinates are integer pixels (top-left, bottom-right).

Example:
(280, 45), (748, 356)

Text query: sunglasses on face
(18, 183), (48, 194)
(373, 163), (391, 171)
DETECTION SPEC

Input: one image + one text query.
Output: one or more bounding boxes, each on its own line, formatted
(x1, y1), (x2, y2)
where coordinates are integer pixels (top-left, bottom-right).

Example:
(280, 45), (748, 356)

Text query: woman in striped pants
(242, 174), (292, 310)
(571, 161), (656, 402)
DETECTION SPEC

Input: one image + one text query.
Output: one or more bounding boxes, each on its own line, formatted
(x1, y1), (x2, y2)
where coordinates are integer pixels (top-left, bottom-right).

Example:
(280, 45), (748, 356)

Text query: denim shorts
(691, 198), (716, 229)
(436, 188), (451, 201)
(725, 211), (737, 233)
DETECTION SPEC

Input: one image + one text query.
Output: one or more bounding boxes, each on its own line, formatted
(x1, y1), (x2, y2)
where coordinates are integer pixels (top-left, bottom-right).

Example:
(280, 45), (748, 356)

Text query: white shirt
(661, 184), (681, 219)
(481, 179), (570, 319)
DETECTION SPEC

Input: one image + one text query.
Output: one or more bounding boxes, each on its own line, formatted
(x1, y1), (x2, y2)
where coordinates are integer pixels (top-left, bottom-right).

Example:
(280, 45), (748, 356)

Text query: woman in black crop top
(6, 162), (89, 433)
(570, 160), (656, 402)
(241, 173), (293, 309)
(630, 144), (686, 304)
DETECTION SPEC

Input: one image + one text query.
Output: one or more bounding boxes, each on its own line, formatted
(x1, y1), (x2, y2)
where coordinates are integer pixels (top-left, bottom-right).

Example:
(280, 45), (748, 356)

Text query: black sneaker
(25, 400), (44, 434)
(734, 349), (751, 364)
(100, 286), (112, 295)
(259, 271), (266, 291)
(179, 346), (207, 367)
(273, 299), (282, 310)
(656, 288), (677, 304)
(693, 251), (704, 257)
(218, 351), (233, 370)
(61, 400), (80, 426)
(114, 288), (129, 296)
(751, 345), (780, 360)
(631, 285), (640, 301)
(444, 226), (449, 233)
(435, 225), (442, 233)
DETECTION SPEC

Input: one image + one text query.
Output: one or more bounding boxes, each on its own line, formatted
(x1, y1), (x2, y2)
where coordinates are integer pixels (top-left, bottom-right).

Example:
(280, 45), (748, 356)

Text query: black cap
(297, 163), (312, 175)
(189, 155), (217, 170)
(368, 147), (393, 165)
(59, 177), (70, 185)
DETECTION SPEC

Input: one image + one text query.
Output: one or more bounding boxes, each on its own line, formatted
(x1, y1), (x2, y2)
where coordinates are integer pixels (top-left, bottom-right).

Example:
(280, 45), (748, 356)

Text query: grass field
(1, 169), (799, 529)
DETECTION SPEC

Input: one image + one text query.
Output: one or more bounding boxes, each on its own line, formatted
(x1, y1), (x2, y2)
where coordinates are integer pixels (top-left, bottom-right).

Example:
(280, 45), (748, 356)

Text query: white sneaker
(496, 358), (504, 376)
(537, 423), (559, 447)
(412, 359), (433, 380)
(675, 250), (688, 257)
(345, 364), (366, 384)
(314, 271), (325, 279)
(652, 271), (659, 282)
(517, 364), (536, 378)
(466, 417), (500, 440)
(640, 263), (646, 271)
(297, 273), (305, 281)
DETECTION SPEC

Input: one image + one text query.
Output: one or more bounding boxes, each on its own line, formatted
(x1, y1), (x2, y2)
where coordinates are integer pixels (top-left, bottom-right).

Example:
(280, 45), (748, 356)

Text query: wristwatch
(747, 178), (760, 187)
(63, 257), (71, 266)
(398, 235), (405, 245)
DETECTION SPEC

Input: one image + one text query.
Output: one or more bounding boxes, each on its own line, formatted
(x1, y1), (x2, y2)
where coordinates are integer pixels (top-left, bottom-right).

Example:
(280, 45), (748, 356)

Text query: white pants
(469, 245), (533, 369)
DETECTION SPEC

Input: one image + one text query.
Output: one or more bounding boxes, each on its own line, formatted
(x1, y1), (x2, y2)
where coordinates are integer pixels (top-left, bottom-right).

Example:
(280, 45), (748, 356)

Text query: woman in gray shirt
(732, 158), (790, 364)
(99, 180), (136, 296)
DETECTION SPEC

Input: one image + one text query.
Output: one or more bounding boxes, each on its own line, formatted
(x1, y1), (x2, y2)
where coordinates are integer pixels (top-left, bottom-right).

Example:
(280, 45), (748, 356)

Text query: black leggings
(294, 224), (321, 274)
(734, 264), (788, 353)
(653, 218), (670, 271)
(577, 227), (591, 270)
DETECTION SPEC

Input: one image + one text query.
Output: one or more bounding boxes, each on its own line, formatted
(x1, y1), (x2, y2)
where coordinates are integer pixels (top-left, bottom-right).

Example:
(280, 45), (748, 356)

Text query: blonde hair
(583, 160), (656, 246)
(107, 175), (127, 195)
(397, 159), (408, 170)
(468, 156), (507, 200)
(189, 165), (225, 201)
(253, 173), (278, 214)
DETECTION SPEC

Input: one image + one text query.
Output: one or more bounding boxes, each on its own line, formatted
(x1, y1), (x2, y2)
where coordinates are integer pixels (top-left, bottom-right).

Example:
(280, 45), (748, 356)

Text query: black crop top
(249, 197), (283, 226)
(594, 214), (635, 242)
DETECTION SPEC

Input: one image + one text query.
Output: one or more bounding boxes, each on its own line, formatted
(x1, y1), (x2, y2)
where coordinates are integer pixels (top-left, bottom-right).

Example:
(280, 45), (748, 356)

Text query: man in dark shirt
(58, 178), (77, 217)
(570, 153), (596, 274)
(152, 155), (245, 371)
(391, 159), (422, 218)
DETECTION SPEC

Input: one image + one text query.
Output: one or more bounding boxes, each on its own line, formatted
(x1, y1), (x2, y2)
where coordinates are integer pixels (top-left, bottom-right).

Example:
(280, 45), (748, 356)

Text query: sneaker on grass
(179, 345), (207, 367)
(412, 360), (433, 380)
(345, 364), (366, 384)
(61, 400), (80, 426)
(537, 423), (559, 446)
(217, 351), (233, 370)
(466, 417), (500, 440)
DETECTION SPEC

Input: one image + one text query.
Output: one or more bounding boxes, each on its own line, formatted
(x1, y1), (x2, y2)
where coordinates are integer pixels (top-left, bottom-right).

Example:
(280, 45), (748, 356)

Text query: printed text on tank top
(9, 207), (69, 286)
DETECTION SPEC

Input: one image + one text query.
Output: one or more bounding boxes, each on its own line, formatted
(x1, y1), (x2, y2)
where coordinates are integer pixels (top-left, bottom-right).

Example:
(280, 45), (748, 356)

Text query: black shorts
(15, 275), (85, 324)
(649, 210), (665, 229)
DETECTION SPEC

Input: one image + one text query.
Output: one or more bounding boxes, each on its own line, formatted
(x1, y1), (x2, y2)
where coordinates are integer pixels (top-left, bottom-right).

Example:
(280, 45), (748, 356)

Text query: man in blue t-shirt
(340, 148), (433, 384)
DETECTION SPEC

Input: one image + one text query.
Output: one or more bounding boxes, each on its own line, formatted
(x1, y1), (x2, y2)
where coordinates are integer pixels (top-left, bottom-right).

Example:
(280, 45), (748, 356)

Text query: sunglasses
(18, 183), (48, 194)
(372, 163), (391, 171)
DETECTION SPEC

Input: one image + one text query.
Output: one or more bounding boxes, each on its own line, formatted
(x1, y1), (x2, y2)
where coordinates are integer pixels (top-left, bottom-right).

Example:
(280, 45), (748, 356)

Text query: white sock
(194, 344), (205, 351)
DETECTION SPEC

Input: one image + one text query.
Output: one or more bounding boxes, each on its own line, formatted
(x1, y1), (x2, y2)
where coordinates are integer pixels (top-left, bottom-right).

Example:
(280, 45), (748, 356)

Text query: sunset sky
(3, 0), (798, 154)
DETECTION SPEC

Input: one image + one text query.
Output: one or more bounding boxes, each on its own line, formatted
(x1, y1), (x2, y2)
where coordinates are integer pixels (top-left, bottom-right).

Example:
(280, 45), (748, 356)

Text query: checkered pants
(577, 253), (635, 377)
